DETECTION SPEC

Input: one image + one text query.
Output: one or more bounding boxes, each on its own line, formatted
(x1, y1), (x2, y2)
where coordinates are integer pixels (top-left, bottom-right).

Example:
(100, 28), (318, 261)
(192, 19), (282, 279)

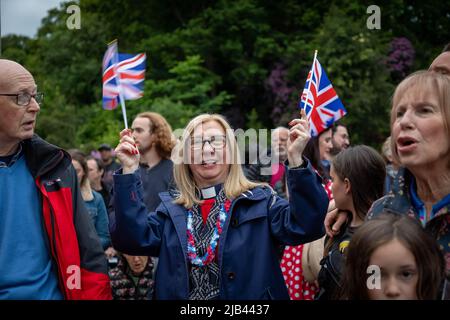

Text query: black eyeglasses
(0, 92), (44, 106)
(191, 135), (227, 150)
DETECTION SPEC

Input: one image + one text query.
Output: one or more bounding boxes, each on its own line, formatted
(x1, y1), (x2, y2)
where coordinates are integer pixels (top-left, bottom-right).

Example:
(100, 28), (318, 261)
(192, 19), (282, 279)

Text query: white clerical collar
(200, 184), (223, 199)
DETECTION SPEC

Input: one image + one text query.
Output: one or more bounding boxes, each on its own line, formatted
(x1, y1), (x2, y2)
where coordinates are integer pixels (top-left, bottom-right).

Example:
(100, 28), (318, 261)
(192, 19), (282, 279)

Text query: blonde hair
(173, 114), (265, 208)
(390, 71), (450, 165)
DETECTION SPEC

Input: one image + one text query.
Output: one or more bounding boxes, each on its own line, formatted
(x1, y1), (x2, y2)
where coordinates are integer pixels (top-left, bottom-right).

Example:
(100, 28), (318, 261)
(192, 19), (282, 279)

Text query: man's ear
(344, 178), (351, 195)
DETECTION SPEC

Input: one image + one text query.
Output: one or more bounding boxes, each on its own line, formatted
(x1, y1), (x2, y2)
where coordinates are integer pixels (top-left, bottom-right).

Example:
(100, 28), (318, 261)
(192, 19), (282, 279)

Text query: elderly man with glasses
(0, 59), (111, 300)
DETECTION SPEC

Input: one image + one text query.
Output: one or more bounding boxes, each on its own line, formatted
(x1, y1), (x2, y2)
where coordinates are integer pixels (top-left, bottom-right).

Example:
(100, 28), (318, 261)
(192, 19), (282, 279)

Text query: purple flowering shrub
(265, 63), (296, 125)
(385, 37), (415, 80)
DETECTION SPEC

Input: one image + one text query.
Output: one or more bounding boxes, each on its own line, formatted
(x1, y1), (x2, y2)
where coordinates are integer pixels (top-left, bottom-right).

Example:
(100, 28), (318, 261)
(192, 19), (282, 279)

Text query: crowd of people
(0, 43), (449, 300)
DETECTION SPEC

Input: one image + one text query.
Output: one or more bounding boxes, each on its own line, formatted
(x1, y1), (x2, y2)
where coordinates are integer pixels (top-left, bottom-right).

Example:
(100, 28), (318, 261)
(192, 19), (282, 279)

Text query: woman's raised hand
(287, 108), (311, 168)
(115, 129), (140, 174)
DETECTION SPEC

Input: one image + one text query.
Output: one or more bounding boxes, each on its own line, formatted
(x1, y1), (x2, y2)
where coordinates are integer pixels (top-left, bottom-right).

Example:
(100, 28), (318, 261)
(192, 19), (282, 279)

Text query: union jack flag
(102, 41), (146, 110)
(298, 56), (347, 136)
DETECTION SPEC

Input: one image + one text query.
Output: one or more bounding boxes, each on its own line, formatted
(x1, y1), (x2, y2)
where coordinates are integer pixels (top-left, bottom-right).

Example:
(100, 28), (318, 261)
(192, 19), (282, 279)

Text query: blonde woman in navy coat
(110, 112), (329, 300)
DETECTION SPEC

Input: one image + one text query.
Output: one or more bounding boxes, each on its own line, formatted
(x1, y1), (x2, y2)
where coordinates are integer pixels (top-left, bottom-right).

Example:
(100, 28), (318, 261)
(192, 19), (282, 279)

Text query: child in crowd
(340, 213), (446, 300)
(109, 253), (155, 300)
(316, 145), (386, 300)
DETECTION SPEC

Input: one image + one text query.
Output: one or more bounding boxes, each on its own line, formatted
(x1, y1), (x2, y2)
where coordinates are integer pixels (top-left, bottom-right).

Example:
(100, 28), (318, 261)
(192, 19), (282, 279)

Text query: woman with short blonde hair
(173, 113), (262, 208)
(389, 71), (450, 165)
(110, 111), (329, 300)
(324, 71), (450, 299)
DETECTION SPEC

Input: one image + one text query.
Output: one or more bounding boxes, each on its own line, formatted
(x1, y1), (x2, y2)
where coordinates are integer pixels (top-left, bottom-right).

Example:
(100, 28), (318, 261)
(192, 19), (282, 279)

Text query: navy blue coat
(110, 160), (329, 299)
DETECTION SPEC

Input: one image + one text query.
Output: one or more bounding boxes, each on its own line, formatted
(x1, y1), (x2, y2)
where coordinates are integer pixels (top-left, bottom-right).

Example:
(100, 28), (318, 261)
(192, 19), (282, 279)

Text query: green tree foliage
(307, 5), (395, 145)
(129, 55), (233, 131)
(1, 0), (448, 151)
(1, 35), (32, 65)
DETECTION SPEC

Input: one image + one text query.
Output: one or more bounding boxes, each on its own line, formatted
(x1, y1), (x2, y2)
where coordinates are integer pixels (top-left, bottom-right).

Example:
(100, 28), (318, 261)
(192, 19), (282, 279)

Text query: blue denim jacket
(85, 190), (111, 250)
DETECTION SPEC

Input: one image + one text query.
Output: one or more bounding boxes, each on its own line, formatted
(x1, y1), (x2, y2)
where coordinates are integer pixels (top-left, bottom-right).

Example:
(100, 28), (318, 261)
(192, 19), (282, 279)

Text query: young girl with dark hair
(316, 145), (386, 300)
(340, 213), (446, 300)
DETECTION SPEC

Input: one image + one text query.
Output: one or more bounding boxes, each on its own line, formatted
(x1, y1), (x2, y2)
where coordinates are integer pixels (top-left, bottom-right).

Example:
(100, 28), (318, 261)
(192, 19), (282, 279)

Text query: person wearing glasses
(110, 112), (329, 299)
(0, 59), (112, 299)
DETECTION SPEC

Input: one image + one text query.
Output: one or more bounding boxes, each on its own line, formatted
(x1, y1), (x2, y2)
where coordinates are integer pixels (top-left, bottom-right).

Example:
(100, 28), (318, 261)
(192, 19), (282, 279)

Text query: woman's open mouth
(397, 136), (418, 153)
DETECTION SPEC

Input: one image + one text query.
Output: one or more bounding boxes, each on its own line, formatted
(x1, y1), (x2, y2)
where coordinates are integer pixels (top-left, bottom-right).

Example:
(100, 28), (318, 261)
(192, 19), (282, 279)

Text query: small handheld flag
(102, 40), (146, 129)
(298, 50), (347, 136)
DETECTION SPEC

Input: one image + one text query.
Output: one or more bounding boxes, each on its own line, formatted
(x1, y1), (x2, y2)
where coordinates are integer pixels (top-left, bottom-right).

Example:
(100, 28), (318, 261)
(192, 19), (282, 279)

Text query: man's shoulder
(23, 135), (71, 178)
(159, 158), (174, 170)
(144, 159), (173, 178)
